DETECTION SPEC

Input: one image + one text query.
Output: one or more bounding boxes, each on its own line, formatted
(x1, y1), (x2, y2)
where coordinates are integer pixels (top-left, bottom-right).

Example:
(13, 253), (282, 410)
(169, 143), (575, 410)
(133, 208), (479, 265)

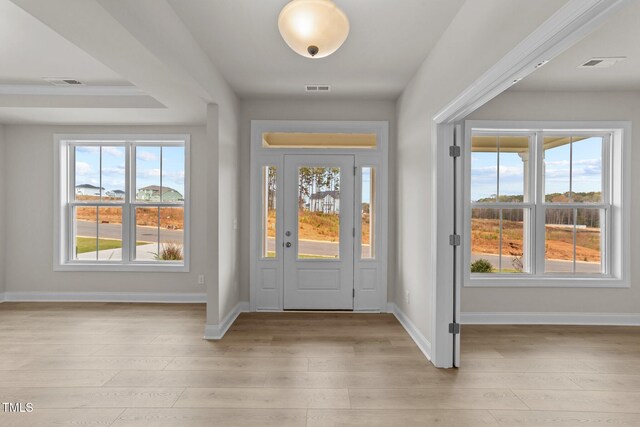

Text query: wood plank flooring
(0, 303), (639, 426)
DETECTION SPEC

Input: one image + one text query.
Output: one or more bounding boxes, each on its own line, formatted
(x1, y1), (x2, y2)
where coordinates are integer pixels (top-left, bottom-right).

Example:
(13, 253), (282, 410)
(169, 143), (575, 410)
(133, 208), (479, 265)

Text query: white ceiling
(513, 0), (640, 92)
(167, 0), (465, 99)
(0, 0), (125, 85)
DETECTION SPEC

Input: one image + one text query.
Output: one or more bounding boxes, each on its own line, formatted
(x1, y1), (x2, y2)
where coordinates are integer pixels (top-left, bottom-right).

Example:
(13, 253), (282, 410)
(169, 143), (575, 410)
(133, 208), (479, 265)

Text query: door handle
(285, 242), (292, 248)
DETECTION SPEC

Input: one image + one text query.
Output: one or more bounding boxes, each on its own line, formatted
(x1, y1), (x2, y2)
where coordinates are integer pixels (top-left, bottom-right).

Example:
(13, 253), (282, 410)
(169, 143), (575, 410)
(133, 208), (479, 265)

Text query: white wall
(2, 125), (209, 298)
(0, 125), (5, 297)
(463, 90), (640, 315)
(238, 98), (397, 303)
(395, 0), (567, 350)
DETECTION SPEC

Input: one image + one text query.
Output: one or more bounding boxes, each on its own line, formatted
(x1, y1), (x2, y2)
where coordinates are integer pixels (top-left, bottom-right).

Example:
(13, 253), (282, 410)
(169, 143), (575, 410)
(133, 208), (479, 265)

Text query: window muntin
(64, 138), (187, 267)
(470, 129), (610, 278)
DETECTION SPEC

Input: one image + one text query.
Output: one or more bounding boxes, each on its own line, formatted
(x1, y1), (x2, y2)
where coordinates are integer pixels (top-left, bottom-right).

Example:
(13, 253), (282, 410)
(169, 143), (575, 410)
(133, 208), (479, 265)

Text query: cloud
(163, 170), (185, 186)
(137, 151), (159, 162)
(76, 146), (99, 155)
(102, 147), (125, 158)
(75, 161), (93, 175)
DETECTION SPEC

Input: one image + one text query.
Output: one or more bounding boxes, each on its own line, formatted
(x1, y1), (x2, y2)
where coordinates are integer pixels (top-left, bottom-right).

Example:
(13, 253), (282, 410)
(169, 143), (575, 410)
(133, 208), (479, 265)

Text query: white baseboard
(462, 312), (640, 326)
(388, 303), (432, 361)
(204, 301), (250, 340)
(1, 292), (206, 303)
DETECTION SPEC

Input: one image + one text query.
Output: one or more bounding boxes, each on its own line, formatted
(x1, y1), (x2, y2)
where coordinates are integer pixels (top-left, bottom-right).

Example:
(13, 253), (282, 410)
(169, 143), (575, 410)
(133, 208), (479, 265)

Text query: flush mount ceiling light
(278, 0), (349, 59)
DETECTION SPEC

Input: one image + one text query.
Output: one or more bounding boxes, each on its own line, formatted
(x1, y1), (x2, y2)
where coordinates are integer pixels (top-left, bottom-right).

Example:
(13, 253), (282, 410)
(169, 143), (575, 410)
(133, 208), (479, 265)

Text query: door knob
(285, 242), (292, 248)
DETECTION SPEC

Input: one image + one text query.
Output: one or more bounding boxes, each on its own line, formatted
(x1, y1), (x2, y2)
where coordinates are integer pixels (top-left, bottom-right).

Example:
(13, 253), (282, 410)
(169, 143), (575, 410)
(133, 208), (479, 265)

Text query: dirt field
(472, 218), (600, 262)
(76, 206), (184, 230)
(267, 210), (370, 243)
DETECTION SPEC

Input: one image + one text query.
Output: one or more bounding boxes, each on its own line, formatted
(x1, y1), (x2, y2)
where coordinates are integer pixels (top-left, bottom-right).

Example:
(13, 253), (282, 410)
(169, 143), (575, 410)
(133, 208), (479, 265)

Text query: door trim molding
(250, 120), (389, 312)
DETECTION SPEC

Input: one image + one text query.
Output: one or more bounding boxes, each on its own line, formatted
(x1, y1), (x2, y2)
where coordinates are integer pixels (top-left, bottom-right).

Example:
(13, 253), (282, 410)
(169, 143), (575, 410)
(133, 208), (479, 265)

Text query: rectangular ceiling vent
(578, 57), (626, 68)
(43, 77), (85, 86)
(305, 84), (331, 93)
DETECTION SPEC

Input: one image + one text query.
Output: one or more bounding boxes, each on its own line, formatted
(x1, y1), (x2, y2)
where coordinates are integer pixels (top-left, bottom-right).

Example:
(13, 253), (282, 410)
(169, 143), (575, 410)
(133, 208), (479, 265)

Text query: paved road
(77, 221), (183, 243)
(471, 253), (601, 273)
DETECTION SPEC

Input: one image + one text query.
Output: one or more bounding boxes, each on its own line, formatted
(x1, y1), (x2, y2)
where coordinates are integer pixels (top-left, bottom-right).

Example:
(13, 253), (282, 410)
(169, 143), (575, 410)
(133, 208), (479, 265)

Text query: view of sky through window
(471, 136), (602, 201)
(74, 145), (185, 196)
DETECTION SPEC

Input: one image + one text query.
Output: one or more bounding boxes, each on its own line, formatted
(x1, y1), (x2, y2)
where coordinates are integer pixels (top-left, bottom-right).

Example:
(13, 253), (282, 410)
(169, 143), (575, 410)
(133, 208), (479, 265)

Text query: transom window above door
(464, 121), (630, 288)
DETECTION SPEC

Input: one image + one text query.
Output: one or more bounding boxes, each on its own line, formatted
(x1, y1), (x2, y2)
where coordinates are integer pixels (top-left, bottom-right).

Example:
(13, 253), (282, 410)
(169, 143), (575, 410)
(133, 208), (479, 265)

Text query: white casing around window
(53, 134), (190, 272)
(463, 121), (631, 288)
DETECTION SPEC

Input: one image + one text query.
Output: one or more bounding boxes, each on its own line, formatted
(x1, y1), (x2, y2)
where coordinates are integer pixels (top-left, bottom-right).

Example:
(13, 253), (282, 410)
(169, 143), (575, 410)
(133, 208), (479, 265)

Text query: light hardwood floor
(0, 303), (639, 426)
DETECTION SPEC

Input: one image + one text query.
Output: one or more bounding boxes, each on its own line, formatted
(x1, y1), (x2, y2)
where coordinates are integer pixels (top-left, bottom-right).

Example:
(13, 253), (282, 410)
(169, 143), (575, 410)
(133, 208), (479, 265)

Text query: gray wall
(218, 101), (241, 321)
(395, 0), (566, 347)
(2, 125), (209, 297)
(0, 125), (5, 295)
(238, 98), (397, 303)
(464, 90), (640, 315)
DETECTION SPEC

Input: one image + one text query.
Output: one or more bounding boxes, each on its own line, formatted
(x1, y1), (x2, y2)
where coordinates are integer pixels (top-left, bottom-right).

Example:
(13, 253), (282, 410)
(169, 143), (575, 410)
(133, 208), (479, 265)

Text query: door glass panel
(262, 166), (277, 258)
(361, 167), (375, 259)
(297, 167), (340, 259)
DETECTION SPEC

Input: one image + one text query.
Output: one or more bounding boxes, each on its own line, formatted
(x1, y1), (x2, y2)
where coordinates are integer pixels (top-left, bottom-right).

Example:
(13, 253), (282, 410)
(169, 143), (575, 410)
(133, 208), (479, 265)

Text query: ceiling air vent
(578, 57), (626, 68)
(305, 84), (331, 93)
(43, 77), (85, 86)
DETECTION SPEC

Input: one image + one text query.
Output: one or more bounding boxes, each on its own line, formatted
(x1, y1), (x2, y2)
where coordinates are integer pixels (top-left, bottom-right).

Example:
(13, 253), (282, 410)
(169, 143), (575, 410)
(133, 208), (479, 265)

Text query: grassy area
(76, 237), (146, 254)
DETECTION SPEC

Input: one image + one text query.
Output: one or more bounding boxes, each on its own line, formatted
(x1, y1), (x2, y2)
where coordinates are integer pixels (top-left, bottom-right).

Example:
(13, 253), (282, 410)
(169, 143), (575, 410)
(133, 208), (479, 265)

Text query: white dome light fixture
(278, 0), (350, 59)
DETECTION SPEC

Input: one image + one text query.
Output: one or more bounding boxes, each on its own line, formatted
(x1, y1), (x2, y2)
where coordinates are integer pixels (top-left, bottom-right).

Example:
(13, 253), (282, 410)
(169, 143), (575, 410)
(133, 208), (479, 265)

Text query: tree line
(472, 192), (602, 228)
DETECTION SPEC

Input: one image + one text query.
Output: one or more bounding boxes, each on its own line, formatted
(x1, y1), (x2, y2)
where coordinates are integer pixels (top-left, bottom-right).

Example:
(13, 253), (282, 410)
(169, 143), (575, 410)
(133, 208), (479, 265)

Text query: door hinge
(353, 227), (355, 237)
(449, 145), (461, 158)
(354, 166), (357, 176)
(353, 289), (355, 297)
(449, 234), (461, 246)
(449, 322), (460, 334)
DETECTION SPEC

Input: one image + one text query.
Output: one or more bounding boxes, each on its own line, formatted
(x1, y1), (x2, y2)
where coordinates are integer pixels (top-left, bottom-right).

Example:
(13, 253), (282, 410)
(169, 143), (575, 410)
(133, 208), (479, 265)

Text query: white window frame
(464, 121), (630, 288)
(54, 134), (190, 272)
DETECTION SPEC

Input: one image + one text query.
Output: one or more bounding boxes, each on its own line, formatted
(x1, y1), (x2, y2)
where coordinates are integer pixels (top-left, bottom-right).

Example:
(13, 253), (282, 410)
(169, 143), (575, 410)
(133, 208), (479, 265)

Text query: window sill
(54, 262), (189, 273)
(465, 275), (629, 288)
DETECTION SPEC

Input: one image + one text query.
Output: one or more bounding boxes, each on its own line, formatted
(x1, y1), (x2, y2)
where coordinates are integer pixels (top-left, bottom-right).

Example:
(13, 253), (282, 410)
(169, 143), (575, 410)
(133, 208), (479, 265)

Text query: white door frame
(430, 0), (630, 368)
(250, 120), (389, 312)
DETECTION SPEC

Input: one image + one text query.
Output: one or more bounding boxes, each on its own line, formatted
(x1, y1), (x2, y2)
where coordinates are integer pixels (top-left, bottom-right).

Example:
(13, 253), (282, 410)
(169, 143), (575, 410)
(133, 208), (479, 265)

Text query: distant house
(136, 185), (183, 202)
(76, 184), (104, 197)
(309, 190), (340, 214)
(105, 190), (125, 199)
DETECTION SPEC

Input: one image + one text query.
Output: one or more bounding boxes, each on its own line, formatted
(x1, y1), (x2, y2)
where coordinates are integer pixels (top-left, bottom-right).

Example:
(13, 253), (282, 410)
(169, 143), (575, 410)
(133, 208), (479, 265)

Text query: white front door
(283, 155), (355, 310)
